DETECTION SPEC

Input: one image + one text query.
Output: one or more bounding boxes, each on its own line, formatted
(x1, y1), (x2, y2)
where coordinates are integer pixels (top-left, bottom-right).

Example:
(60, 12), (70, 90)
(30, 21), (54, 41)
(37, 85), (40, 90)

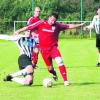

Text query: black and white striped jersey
(0, 34), (36, 58)
(17, 37), (36, 58)
(88, 15), (100, 34)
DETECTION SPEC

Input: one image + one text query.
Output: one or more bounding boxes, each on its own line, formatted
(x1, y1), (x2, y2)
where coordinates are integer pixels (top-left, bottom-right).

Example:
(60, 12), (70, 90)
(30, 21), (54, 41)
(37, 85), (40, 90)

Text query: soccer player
(14, 13), (85, 86)
(27, 7), (41, 66)
(1, 34), (36, 85)
(84, 6), (100, 67)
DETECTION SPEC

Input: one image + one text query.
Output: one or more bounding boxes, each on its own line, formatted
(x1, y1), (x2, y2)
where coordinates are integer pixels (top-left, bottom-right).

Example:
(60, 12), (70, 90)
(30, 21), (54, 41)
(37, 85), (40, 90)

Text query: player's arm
(58, 22), (85, 30)
(84, 16), (95, 31)
(14, 26), (28, 35)
(14, 21), (42, 35)
(64, 23), (85, 29)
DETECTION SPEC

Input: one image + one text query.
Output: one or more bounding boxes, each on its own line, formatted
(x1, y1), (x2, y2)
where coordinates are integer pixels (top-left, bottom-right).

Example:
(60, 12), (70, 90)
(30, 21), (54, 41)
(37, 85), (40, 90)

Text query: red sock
(59, 65), (67, 81)
(32, 51), (38, 65)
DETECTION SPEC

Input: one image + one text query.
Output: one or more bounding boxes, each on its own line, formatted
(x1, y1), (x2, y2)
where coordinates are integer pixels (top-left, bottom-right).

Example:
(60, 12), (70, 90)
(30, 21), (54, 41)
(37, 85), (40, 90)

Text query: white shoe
(64, 81), (70, 86)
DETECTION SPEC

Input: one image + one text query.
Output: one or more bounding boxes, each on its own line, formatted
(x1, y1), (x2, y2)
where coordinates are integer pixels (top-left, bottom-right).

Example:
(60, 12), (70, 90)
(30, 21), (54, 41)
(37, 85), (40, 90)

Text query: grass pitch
(0, 39), (100, 100)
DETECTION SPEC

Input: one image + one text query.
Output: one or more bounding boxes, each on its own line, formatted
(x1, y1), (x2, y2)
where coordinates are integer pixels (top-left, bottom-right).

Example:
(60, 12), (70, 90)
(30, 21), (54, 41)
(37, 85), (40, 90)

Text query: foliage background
(0, 0), (100, 35)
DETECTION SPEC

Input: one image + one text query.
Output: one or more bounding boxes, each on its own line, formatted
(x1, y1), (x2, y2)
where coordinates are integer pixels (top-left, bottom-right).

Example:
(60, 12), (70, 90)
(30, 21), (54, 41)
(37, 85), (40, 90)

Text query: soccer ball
(43, 78), (53, 88)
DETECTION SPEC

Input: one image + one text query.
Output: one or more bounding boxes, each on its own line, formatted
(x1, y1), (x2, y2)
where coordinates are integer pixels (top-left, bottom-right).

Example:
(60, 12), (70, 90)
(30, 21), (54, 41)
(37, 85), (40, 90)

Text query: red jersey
(28, 20), (69, 48)
(27, 16), (40, 34)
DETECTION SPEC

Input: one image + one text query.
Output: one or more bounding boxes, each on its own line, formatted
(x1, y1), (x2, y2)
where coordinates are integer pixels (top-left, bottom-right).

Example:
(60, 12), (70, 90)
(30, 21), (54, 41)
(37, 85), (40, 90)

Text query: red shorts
(40, 46), (61, 66)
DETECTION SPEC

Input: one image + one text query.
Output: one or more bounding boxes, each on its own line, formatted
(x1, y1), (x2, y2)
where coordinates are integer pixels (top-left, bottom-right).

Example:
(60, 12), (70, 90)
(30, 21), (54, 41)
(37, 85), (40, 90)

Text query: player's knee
(26, 65), (34, 74)
(25, 75), (33, 85)
(55, 57), (64, 66)
(27, 79), (33, 85)
(34, 48), (39, 53)
(25, 80), (33, 86)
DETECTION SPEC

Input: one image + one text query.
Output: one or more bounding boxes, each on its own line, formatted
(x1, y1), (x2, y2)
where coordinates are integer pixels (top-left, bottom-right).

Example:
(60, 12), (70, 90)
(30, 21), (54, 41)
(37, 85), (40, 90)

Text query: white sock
(11, 69), (28, 77)
(98, 54), (100, 63)
(12, 77), (26, 85)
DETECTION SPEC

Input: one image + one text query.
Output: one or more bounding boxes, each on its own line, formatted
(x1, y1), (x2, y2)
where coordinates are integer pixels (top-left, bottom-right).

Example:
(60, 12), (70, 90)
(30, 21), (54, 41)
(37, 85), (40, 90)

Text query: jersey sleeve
(27, 17), (40, 25)
(27, 21), (42, 30)
(27, 17), (34, 25)
(57, 22), (69, 31)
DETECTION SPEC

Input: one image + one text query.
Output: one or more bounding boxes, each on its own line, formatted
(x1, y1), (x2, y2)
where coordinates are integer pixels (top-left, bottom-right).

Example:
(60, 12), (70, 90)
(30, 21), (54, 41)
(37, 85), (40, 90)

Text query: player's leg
(31, 33), (39, 66)
(11, 54), (34, 77)
(97, 48), (100, 66)
(96, 35), (100, 66)
(4, 55), (34, 85)
(12, 74), (33, 85)
(47, 58), (58, 81)
(11, 65), (34, 77)
(32, 44), (39, 66)
(52, 46), (69, 86)
(4, 66), (34, 85)
(55, 56), (69, 86)
(40, 50), (58, 80)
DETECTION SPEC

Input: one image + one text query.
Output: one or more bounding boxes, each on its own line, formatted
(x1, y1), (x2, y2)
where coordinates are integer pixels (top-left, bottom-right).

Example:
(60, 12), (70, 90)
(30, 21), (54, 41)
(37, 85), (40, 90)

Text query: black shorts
(18, 54), (32, 70)
(96, 34), (100, 49)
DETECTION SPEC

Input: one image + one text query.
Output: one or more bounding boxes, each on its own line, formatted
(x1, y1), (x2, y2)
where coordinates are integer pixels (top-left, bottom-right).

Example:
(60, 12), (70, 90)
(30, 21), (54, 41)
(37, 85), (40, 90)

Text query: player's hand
(83, 26), (89, 31)
(80, 22), (86, 26)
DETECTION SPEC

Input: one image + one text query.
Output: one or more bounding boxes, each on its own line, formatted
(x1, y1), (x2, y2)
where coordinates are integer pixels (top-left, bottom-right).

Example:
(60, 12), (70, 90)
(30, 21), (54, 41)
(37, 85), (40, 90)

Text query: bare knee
(25, 65), (34, 74)
(25, 75), (33, 85)
(34, 48), (39, 53)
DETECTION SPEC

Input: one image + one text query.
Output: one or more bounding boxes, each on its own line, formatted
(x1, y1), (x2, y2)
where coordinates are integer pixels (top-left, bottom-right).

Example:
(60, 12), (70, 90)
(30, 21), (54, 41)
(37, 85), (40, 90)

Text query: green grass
(0, 39), (100, 100)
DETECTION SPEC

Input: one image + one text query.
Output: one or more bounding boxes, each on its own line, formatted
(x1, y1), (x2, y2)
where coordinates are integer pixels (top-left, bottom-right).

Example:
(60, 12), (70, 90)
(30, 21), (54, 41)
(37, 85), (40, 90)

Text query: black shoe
(3, 75), (13, 81)
(96, 63), (100, 67)
(53, 75), (58, 81)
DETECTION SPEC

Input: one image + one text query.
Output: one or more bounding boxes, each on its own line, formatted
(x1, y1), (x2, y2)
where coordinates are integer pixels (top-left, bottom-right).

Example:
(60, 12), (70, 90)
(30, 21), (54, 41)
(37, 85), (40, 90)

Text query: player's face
(97, 8), (100, 16)
(34, 7), (40, 17)
(48, 16), (57, 25)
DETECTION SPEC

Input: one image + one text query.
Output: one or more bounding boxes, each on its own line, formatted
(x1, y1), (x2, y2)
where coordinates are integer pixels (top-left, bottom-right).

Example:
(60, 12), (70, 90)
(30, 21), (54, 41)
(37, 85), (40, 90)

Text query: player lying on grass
(0, 34), (36, 85)
(14, 12), (85, 86)
(84, 6), (100, 67)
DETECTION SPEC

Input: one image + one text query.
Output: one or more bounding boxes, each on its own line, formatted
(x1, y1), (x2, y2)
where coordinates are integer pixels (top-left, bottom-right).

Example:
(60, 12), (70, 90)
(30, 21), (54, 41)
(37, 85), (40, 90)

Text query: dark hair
(96, 6), (100, 10)
(95, 6), (100, 15)
(50, 12), (59, 19)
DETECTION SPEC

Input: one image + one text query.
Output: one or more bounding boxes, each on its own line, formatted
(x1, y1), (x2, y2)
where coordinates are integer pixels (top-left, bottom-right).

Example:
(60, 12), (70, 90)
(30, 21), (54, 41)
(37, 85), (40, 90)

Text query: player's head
(96, 6), (100, 16)
(48, 12), (59, 25)
(34, 7), (41, 17)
